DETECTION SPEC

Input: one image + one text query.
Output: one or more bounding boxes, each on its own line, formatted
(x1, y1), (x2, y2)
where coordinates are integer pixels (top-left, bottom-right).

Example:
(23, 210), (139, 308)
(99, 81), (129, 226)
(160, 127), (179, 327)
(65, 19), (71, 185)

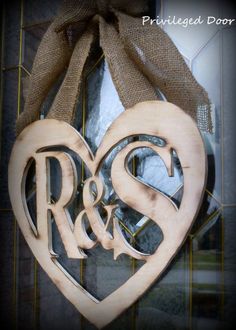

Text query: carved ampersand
(8, 101), (206, 328)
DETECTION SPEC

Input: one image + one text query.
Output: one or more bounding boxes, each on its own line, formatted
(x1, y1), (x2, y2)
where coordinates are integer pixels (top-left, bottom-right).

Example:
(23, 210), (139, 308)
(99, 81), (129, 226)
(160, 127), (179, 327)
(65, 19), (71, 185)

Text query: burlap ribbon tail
(16, 0), (212, 135)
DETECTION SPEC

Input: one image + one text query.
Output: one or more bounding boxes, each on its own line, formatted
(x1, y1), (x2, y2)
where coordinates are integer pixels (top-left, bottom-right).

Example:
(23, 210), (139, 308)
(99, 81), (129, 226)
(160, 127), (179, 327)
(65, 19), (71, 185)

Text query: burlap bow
(16, 0), (212, 135)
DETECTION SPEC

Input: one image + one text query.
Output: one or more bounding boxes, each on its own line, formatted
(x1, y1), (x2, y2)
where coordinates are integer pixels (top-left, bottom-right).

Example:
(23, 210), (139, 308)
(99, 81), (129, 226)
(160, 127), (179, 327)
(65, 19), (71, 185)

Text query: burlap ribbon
(16, 0), (212, 135)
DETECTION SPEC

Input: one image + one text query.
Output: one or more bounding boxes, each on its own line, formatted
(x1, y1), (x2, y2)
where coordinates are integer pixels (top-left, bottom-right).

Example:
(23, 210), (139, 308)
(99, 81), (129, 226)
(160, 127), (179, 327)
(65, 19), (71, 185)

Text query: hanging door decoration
(9, 1), (210, 328)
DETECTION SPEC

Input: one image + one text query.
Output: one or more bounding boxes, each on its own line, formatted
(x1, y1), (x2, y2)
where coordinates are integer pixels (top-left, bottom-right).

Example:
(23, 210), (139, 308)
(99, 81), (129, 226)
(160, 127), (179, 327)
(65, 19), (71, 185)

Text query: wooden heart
(8, 101), (207, 328)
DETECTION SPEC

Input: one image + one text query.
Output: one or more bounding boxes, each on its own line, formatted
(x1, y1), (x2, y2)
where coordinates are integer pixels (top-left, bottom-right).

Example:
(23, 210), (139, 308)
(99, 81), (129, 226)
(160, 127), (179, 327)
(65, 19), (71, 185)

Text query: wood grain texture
(8, 101), (207, 328)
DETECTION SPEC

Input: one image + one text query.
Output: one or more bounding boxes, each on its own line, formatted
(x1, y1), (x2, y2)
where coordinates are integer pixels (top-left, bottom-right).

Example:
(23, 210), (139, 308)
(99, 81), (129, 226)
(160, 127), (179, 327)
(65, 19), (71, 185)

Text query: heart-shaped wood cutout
(8, 101), (206, 328)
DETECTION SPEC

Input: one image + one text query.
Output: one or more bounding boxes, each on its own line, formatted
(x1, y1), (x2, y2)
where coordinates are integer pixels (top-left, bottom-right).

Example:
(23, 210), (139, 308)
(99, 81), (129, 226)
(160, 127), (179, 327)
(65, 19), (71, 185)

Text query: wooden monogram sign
(8, 101), (207, 328)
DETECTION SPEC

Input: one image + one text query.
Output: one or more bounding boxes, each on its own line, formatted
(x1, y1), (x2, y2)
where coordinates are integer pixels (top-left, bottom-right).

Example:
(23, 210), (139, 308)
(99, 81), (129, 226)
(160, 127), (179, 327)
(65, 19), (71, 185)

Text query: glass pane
(136, 246), (189, 330)
(223, 207), (236, 328)
(192, 212), (222, 329)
